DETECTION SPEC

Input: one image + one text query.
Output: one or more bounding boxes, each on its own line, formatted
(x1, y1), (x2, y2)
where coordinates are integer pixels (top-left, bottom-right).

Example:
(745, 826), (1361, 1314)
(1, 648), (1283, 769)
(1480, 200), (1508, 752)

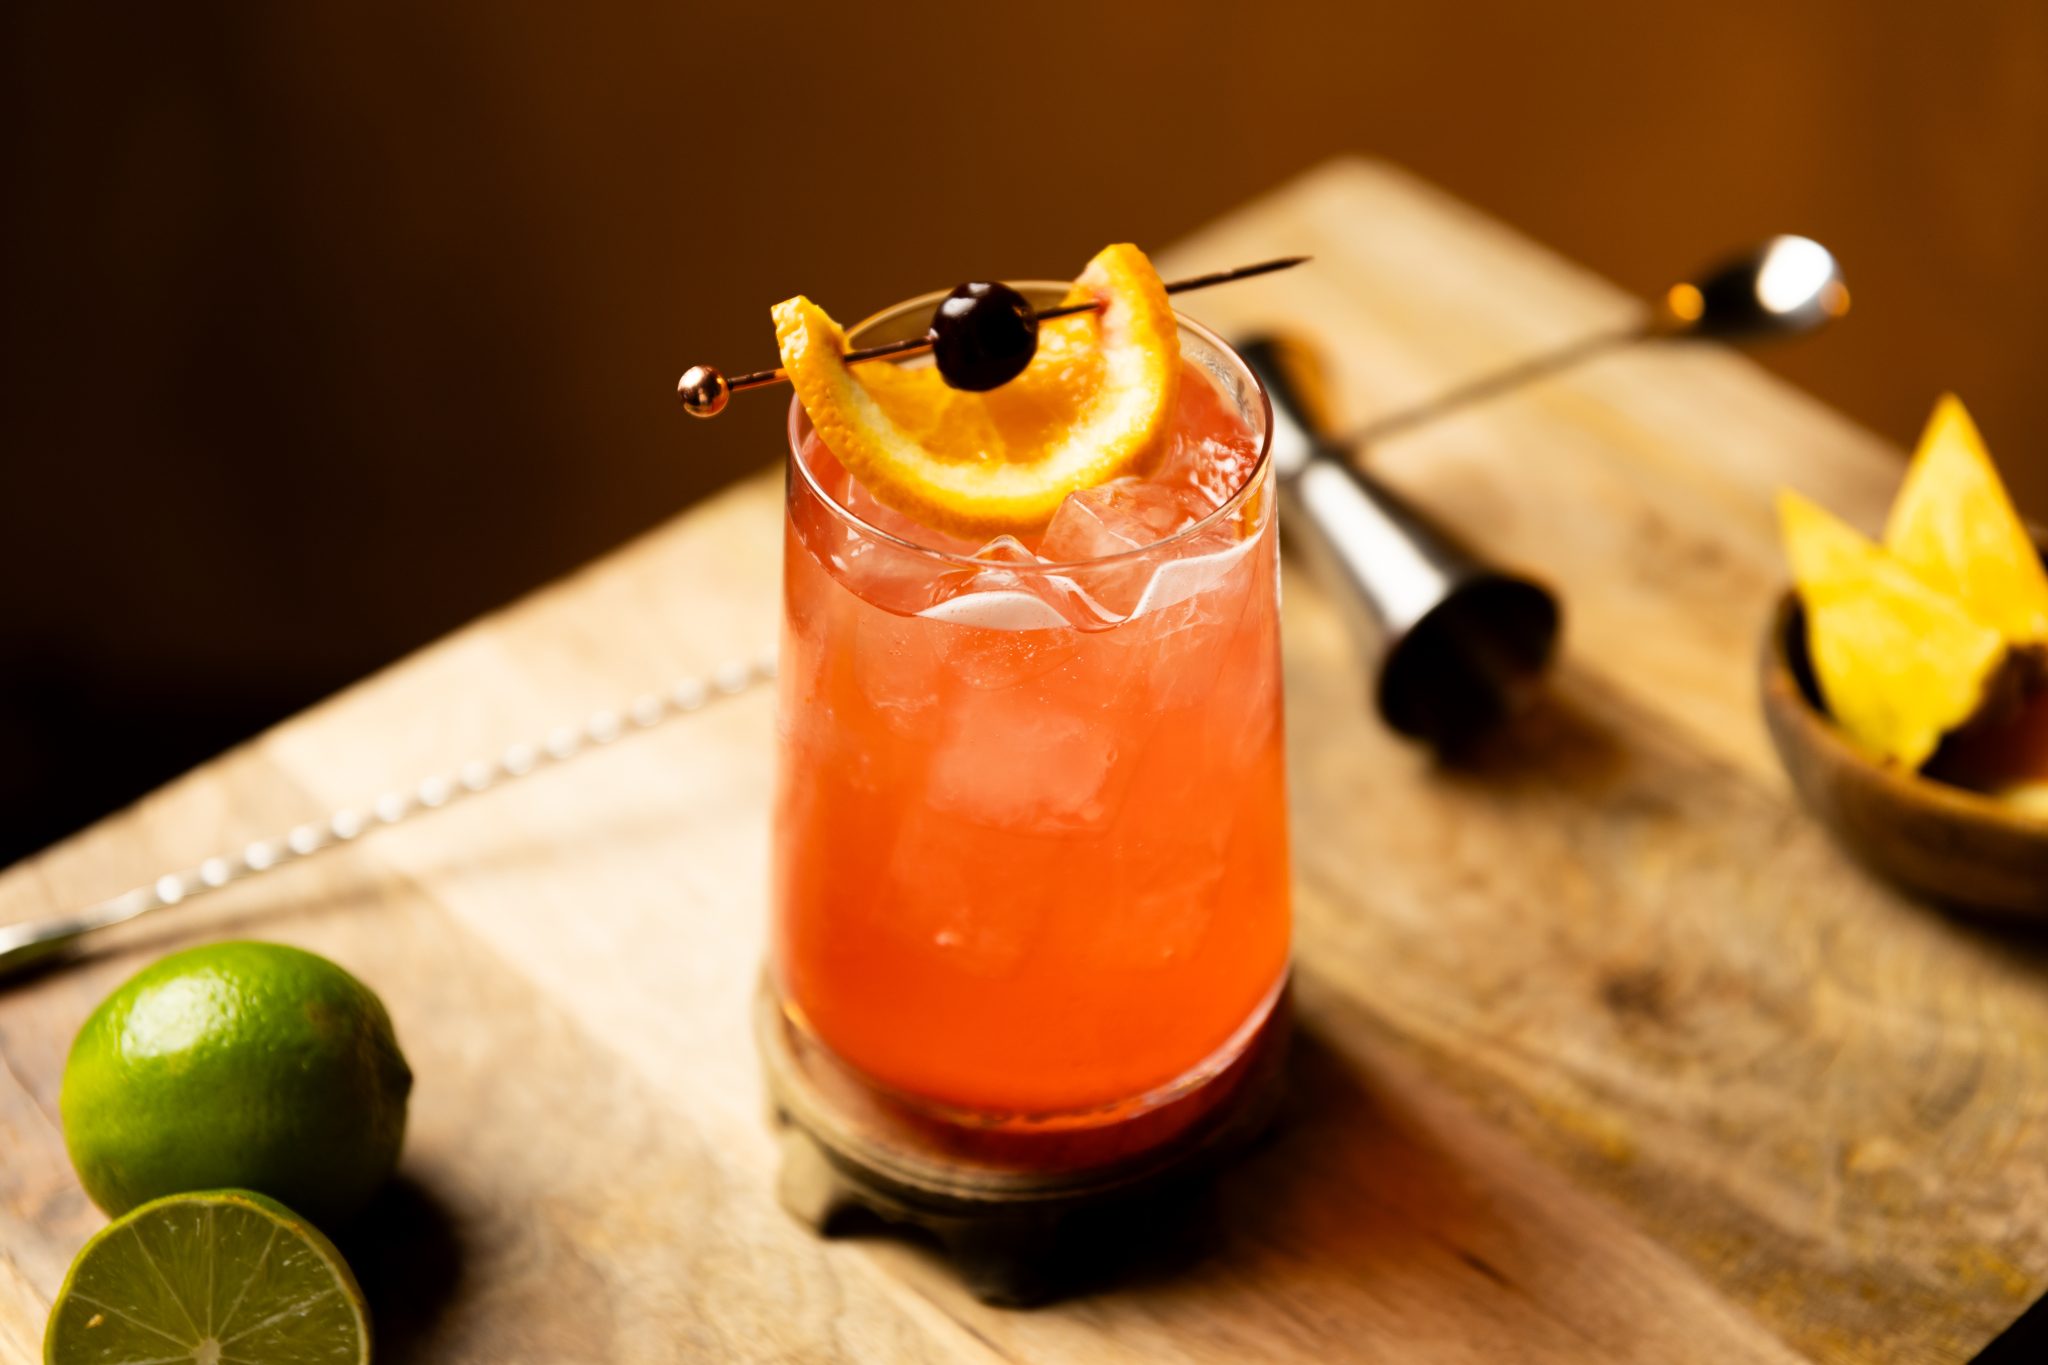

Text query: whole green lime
(60, 940), (411, 1228)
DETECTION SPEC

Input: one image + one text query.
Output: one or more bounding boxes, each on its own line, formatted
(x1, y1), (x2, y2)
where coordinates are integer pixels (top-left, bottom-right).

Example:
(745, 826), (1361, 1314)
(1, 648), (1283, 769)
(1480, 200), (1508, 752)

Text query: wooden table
(4, 158), (2044, 1364)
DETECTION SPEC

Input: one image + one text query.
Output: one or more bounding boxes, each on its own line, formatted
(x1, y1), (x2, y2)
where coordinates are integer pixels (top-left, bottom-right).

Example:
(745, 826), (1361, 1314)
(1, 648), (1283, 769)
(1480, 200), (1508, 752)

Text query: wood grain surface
(4, 158), (2043, 1363)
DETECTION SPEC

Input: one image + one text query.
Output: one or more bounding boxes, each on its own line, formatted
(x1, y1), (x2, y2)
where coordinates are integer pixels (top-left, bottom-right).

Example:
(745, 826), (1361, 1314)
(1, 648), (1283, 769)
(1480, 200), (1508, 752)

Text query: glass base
(761, 970), (1290, 1182)
(758, 970), (1291, 1304)
(780, 970), (1289, 1135)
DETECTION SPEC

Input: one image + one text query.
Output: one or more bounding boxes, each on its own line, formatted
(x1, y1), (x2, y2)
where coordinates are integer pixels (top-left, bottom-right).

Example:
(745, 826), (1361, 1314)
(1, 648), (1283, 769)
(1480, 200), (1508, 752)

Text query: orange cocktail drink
(772, 286), (1289, 1124)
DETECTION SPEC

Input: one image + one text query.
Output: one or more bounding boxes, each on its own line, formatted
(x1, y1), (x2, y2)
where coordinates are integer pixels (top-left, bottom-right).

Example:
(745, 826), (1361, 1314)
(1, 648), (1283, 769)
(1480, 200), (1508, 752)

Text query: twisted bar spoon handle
(0, 652), (777, 984)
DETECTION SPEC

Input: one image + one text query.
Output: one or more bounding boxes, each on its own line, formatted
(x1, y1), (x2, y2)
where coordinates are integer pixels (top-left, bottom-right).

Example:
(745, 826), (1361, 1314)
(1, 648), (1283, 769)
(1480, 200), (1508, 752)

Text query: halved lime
(44, 1189), (369, 1365)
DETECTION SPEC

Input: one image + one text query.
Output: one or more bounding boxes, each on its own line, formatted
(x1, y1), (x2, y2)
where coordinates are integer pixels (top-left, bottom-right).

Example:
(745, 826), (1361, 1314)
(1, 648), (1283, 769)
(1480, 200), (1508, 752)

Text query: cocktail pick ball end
(678, 365), (731, 418)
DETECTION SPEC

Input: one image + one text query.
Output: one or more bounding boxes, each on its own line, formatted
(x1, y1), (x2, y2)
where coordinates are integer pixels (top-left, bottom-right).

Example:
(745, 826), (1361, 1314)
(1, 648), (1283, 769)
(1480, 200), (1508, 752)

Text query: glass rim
(785, 282), (1276, 574)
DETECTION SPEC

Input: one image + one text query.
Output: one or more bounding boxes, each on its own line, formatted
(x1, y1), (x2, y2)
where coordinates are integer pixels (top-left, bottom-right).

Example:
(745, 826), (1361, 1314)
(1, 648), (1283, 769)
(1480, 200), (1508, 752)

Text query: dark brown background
(3, 2), (2045, 866)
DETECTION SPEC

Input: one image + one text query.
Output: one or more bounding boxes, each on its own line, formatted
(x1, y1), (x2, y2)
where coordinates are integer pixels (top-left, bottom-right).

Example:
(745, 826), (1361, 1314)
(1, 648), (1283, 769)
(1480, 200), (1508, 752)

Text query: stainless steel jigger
(1241, 234), (1850, 748)
(1243, 336), (1561, 749)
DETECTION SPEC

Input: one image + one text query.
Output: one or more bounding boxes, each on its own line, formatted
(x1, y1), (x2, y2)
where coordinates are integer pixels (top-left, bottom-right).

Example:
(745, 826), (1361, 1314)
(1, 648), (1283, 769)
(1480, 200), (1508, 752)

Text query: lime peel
(60, 940), (411, 1229)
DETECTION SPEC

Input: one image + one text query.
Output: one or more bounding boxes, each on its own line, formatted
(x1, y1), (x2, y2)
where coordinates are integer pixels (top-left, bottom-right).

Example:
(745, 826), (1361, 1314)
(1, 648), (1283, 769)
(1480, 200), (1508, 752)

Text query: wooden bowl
(1760, 592), (2048, 916)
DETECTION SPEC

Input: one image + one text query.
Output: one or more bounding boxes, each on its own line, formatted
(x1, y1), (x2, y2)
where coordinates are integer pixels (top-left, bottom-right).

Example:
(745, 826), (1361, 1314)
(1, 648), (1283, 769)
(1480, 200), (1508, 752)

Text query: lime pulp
(44, 1189), (369, 1365)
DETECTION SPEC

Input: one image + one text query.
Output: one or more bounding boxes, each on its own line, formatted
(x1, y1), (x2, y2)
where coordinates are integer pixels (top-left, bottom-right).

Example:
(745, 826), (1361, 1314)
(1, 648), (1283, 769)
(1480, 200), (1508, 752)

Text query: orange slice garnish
(773, 243), (1180, 538)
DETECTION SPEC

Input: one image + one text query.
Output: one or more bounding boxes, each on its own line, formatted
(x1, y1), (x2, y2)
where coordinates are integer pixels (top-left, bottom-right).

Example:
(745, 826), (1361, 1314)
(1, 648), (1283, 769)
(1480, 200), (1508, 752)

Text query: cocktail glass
(771, 285), (1288, 1133)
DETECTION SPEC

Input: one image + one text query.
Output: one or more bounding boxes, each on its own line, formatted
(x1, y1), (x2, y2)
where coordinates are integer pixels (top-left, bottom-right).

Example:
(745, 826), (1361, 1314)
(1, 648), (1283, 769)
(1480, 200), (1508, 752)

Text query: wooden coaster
(756, 976), (1289, 1306)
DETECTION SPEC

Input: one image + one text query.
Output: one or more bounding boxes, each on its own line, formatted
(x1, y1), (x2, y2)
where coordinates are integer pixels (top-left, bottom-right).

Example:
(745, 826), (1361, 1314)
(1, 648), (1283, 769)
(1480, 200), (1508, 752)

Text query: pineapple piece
(1779, 490), (2006, 769)
(1883, 394), (2048, 646)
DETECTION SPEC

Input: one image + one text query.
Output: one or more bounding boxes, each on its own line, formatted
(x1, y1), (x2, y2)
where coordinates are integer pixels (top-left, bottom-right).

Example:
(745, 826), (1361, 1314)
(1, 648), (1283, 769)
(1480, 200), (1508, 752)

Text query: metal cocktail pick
(1245, 234), (1848, 749)
(675, 256), (1310, 417)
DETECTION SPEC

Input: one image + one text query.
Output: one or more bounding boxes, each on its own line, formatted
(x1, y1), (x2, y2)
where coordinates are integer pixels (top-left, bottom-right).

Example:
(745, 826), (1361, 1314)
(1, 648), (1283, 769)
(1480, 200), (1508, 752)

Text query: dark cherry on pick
(929, 281), (1040, 391)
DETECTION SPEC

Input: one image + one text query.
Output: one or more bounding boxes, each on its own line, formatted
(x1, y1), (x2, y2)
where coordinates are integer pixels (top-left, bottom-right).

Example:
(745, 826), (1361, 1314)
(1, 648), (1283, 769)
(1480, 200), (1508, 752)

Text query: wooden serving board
(5, 158), (2045, 1363)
